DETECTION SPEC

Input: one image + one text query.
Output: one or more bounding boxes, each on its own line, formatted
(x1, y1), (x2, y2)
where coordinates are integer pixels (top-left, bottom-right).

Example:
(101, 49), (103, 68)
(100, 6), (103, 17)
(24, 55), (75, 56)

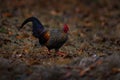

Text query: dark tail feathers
(19, 17), (45, 38)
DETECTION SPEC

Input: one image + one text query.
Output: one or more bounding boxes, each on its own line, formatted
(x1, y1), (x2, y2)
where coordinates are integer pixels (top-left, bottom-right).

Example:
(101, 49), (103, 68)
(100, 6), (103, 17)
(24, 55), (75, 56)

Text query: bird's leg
(47, 49), (51, 55)
(55, 49), (66, 57)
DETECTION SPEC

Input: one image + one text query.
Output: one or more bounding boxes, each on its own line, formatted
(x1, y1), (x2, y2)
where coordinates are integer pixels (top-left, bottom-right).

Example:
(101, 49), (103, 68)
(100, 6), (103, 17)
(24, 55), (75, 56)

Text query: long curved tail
(19, 17), (45, 38)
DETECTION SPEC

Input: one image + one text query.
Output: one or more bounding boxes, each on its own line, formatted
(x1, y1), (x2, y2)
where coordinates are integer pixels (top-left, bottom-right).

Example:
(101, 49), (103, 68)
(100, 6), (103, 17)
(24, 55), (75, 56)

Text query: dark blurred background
(1, 0), (120, 23)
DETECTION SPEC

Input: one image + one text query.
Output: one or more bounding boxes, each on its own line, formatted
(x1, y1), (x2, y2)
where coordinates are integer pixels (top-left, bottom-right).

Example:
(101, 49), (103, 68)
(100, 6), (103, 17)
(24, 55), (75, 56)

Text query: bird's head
(63, 24), (69, 33)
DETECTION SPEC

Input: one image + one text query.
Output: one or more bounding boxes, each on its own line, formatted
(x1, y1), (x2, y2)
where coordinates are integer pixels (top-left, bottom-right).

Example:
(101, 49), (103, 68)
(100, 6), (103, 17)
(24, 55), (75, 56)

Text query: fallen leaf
(79, 68), (90, 77)
(16, 35), (22, 39)
(2, 12), (13, 17)
(112, 68), (120, 73)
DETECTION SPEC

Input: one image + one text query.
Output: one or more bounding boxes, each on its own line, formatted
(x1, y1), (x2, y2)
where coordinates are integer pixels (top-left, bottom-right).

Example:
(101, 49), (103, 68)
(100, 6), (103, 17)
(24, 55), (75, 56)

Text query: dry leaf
(112, 68), (120, 73)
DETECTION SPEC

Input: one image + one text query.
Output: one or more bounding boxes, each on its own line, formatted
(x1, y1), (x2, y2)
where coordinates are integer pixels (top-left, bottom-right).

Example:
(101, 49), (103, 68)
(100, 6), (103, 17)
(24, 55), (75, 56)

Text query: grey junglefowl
(19, 17), (69, 56)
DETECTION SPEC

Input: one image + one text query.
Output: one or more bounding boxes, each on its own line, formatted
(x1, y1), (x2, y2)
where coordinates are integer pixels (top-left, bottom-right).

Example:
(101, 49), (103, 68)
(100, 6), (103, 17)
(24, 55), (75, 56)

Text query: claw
(56, 51), (66, 57)
(47, 50), (51, 55)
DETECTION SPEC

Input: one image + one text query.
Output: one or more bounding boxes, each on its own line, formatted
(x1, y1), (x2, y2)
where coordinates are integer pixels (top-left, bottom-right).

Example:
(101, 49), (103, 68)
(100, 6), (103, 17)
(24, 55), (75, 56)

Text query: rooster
(19, 17), (69, 56)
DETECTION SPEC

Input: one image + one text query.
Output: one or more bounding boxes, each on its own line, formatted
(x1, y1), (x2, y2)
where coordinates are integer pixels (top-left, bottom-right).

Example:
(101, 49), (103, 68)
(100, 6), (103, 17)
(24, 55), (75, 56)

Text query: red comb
(63, 24), (69, 33)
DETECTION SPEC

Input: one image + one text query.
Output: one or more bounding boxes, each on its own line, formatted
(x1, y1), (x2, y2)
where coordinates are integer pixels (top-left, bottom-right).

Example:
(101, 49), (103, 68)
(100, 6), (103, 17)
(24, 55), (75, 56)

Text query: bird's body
(45, 29), (68, 52)
(19, 17), (69, 55)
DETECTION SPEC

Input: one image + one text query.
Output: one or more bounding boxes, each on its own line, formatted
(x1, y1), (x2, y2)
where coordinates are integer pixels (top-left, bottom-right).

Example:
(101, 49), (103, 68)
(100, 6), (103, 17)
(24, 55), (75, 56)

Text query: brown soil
(0, 0), (120, 80)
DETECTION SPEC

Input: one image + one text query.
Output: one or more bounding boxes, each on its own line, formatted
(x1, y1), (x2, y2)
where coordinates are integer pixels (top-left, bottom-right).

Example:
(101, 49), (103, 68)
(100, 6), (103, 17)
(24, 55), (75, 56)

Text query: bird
(19, 17), (69, 56)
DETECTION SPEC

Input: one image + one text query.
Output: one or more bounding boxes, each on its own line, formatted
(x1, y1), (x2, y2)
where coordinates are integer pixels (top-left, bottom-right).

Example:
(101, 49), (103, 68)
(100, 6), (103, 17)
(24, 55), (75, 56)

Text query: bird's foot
(47, 50), (52, 55)
(43, 49), (51, 55)
(57, 51), (67, 57)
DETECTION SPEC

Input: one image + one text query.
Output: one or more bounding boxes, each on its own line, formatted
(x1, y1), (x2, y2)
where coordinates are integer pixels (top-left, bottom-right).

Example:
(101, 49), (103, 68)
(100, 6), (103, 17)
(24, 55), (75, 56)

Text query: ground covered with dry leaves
(0, 0), (120, 80)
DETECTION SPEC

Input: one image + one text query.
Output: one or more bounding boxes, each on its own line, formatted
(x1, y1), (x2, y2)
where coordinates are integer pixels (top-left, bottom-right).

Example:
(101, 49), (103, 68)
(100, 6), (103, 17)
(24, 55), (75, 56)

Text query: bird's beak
(68, 28), (72, 35)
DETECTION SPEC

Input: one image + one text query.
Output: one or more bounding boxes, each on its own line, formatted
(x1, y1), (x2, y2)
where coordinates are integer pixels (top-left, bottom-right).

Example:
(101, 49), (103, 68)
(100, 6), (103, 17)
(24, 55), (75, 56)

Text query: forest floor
(0, 0), (120, 80)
